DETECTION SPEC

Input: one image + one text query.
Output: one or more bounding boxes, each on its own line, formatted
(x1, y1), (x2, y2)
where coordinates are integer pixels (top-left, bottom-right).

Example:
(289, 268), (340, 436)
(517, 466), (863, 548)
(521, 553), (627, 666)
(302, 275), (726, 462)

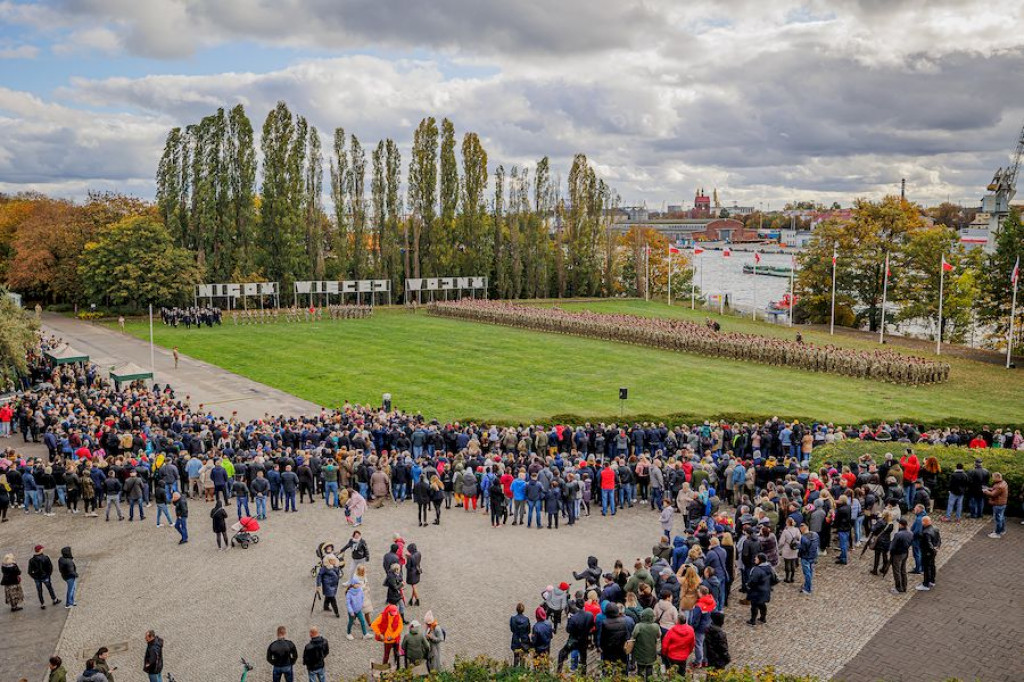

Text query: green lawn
(118, 302), (1024, 425)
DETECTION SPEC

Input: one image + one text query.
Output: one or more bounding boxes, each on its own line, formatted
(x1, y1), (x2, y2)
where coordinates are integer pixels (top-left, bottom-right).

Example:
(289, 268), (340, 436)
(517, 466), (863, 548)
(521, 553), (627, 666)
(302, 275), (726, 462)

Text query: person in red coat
(600, 465), (617, 516)
(900, 450), (920, 510)
(660, 613), (695, 674)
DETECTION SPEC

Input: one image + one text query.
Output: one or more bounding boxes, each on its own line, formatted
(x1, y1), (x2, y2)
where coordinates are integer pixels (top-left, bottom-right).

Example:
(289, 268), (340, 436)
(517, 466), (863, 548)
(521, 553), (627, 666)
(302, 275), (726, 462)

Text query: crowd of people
(427, 299), (952, 384)
(158, 306), (222, 329)
(0, 334), (1020, 680)
(230, 305), (374, 325)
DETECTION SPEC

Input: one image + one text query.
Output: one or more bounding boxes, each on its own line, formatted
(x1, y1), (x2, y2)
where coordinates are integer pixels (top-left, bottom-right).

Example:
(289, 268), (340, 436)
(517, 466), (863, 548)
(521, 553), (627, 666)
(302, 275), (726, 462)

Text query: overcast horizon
(1, 0), (1023, 209)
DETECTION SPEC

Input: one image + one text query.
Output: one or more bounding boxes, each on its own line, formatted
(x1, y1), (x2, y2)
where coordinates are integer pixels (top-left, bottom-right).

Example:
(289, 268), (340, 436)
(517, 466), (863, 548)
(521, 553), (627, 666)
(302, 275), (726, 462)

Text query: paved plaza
(0, 483), (1009, 682)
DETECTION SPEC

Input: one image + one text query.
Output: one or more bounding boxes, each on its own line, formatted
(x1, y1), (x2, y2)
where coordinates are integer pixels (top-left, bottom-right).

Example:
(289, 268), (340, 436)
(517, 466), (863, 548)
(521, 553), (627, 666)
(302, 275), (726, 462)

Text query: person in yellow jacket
(370, 603), (403, 667)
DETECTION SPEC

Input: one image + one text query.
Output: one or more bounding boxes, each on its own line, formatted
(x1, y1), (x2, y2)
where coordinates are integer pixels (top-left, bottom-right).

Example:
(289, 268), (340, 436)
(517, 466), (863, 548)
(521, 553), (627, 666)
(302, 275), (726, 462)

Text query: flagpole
(830, 244), (837, 335)
(699, 253), (704, 311)
(668, 246), (673, 306)
(1008, 257), (1019, 369)
(644, 244), (650, 301)
(879, 252), (889, 344)
(788, 254), (795, 327)
(936, 254), (945, 355)
(752, 254), (758, 320)
(149, 304), (155, 372)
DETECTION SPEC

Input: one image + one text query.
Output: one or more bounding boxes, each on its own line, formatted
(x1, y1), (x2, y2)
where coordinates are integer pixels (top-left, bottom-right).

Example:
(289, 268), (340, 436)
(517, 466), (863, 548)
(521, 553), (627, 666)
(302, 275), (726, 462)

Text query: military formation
(428, 300), (951, 385)
(230, 305), (373, 325)
(160, 306), (222, 328)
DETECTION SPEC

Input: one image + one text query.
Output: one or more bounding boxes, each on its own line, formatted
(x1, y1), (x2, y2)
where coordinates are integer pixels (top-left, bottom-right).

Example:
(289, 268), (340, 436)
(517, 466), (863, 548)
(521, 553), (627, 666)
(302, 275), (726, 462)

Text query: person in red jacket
(661, 613), (695, 674)
(0, 404), (12, 438)
(900, 450), (920, 510)
(600, 464), (617, 516)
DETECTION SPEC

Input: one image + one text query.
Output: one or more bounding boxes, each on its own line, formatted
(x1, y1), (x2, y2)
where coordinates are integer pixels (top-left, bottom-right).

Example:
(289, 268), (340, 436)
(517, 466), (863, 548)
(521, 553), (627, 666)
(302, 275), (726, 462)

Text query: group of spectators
(0, 333), (1020, 681)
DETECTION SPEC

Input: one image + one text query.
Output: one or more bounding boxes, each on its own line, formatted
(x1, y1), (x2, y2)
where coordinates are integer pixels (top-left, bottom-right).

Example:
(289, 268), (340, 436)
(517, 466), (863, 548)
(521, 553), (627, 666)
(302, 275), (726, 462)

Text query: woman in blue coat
(316, 554), (342, 617)
(745, 553), (776, 626)
(510, 602), (531, 666)
(545, 481), (562, 529)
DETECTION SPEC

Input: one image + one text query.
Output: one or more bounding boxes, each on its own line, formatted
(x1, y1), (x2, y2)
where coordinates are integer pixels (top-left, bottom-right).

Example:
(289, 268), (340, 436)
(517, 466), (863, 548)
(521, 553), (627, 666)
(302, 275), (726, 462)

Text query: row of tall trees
(796, 196), (1022, 351)
(154, 102), (623, 300)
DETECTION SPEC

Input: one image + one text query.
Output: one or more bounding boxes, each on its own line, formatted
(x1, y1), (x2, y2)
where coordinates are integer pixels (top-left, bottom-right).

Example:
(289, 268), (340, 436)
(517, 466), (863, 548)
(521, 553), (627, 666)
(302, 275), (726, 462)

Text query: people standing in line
(660, 612), (695, 676)
(424, 611), (446, 673)
(745, 553), (775, 626)
(172, 492), (188, 544)
(917, 516), (941, 591)
(509, 602), (531, 667)
(2, 553), (24, 611)
(983, 472), (1009, 538)
(142, 630), (163, 682)
(210, 501), (229, 550)
(266, 625), (298, 682)
(27, 545), (60, 609)
(405, 543), (422, 606)
(58, 547), (77, 608)
(889, 519), (913, 594)
(302, 627), (329, 682)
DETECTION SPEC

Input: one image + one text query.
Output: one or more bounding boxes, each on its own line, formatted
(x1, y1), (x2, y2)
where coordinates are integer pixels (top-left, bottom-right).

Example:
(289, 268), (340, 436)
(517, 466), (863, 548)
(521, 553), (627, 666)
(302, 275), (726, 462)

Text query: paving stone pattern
(0, 488), (993, 682)
(836, 523), (1024, 682)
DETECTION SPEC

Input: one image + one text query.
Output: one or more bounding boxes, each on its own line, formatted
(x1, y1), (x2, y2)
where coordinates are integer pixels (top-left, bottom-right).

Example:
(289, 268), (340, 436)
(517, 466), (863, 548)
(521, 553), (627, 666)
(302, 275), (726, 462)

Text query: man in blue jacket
(797, 523), (819, 594)
(525, 473), (543, 528)
(510, 472), (527, 525)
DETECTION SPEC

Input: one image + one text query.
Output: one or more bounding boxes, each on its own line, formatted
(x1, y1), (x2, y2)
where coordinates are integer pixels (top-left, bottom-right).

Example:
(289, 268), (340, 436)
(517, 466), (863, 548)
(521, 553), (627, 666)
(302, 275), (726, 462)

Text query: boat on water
(768, 293), (799, 311)
(743, 263), (793, 278)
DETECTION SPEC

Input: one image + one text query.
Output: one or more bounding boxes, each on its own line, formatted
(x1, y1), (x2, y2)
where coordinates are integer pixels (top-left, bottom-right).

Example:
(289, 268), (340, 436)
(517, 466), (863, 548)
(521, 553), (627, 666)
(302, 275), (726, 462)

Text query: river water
(690, 249), (794, 318)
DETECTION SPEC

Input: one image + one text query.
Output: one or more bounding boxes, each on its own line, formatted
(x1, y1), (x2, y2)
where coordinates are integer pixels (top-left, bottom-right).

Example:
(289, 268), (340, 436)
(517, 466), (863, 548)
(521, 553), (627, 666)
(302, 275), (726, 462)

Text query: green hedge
(811, 441), (1023, 514)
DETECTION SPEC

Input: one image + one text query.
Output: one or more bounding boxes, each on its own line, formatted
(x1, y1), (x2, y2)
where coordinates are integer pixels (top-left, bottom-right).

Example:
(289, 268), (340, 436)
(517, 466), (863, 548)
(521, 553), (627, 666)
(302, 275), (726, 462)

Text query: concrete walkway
(40, 313), (321, 421)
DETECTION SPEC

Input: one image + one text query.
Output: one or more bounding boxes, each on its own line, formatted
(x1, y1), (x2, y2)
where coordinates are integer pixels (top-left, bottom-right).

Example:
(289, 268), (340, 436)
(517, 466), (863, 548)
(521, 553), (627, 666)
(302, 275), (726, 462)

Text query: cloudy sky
(1, 0), (1023, 209)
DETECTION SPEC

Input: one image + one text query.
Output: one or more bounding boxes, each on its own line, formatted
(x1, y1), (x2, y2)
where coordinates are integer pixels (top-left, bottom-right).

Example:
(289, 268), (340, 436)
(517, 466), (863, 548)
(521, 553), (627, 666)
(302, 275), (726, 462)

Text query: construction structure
(961, 118), (1024, 250)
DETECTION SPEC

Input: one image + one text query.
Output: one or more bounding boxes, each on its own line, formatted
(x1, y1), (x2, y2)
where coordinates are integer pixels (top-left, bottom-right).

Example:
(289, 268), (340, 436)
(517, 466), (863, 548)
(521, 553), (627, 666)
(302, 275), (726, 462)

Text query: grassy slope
(117, 301), (1024, 425)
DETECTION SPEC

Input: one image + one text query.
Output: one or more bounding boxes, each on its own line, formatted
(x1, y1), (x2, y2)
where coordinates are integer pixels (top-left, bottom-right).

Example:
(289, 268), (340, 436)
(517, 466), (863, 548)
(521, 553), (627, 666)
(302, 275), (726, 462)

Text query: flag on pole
(693, 247), (705, 255)
(754, 252), (761, 264)
(831, 247), (837, 266)
(723, 247), (732, 257)
(941, 257), (953, 272)
(668, 245), (681, 254)
(1011, 255), (1019, 285)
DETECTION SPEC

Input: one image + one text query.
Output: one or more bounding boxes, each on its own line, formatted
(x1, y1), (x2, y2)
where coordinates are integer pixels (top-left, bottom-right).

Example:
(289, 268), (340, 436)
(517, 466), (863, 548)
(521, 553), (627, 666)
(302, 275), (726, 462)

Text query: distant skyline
(1, 0), (1023, 208)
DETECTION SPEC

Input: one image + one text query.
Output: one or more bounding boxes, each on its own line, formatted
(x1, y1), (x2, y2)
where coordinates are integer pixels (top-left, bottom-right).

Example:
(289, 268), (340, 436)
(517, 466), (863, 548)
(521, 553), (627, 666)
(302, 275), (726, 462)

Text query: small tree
(0, 290), (38, 389)
(79, 216), (201, 310)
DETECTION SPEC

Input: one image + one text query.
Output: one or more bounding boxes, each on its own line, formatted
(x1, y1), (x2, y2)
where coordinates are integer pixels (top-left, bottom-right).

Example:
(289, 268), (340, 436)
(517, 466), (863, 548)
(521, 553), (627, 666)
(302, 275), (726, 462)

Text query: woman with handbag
(2, 553), (24, 611)
(868, 511), (895, 576)
(779, 517), (802, 583)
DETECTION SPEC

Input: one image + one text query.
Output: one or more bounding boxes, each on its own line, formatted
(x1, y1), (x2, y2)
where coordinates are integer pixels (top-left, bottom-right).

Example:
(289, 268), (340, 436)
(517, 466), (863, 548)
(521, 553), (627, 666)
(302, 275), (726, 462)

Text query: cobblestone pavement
(836, 522), (1023, 682)
(0, 490), (996, 682)
(40, 312), (321, 421)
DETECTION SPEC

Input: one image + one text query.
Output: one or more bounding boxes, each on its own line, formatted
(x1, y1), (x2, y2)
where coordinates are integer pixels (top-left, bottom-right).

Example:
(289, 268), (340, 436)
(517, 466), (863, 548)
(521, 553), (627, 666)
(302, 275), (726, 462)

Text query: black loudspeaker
(619, 387), (628, 400)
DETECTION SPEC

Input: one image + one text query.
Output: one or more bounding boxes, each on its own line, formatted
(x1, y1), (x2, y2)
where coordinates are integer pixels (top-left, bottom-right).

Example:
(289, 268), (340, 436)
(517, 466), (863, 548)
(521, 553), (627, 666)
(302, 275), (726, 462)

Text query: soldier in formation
(427, 300), (950, 386)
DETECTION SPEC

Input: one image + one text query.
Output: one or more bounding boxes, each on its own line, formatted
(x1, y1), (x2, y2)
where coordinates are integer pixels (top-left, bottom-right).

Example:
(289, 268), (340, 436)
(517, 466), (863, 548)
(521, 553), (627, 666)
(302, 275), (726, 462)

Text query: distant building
(612, 217), (754, 243)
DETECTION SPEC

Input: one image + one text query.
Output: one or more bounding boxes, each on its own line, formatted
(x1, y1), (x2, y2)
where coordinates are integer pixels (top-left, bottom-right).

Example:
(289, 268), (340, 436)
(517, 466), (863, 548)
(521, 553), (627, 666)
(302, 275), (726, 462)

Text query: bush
(810, 441), (1024, 514)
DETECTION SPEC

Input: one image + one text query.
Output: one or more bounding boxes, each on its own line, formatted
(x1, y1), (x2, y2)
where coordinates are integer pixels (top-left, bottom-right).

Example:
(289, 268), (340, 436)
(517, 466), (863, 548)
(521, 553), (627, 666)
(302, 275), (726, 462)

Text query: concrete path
(40, 313), (321, 421)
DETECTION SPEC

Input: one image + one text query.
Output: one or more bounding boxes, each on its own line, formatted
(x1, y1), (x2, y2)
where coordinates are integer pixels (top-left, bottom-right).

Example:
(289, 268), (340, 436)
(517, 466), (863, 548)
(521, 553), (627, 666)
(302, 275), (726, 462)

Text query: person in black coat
(413, 477), (431, 527)
(27, 545), (59, 608)
(745, 553), (775, 626)
(405, 544), (422, 606)
(143, 630), (164, 678)
(545, 482), (561, 529)
(58, 546), (78, 607)
(210, 502), (229, 550)
(509, 602), (531, 666)
(383, 563), (404, 610)
(705, 611), (731, 669)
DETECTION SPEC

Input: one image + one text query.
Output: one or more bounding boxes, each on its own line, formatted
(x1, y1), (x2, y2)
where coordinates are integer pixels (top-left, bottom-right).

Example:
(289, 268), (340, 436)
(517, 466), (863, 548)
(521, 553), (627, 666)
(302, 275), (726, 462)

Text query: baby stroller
(311, 540), (345, 578)
(230, 516), (261, 549)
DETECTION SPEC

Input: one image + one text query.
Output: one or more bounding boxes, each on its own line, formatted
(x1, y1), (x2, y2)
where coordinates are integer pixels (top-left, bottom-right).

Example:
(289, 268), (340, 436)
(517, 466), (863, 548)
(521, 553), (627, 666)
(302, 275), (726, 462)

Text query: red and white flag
(831, 246), (837, 266)
(723, 247), (732, 257)
(668, 244), (681, 254)
(1011, 255), (1019, 285)
(941, 256), (953, 272)
(754, 252), (761, 264)
(692, 246), (704, 255)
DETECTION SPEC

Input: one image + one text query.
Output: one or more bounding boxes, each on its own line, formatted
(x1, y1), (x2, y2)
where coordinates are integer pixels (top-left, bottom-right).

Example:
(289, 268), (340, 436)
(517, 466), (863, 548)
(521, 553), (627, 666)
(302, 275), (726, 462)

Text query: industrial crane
(979, 118), (1024, 249)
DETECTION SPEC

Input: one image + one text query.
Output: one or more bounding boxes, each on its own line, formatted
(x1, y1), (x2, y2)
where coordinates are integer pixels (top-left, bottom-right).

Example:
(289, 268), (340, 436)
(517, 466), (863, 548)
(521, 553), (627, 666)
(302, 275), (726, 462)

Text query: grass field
(118, 301), (1024, 425)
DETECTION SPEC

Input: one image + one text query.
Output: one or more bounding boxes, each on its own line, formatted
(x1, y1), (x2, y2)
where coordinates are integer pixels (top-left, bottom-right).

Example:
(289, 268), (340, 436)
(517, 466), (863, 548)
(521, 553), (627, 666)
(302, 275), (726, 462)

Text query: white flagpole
(149, 304), (155, 371)
(699, 253), (704, 310)
(788, 254), (795, 327)
(668, 247), (673, 306)
(1008, 257), (1019, 369)
(752, 254), (758, 320)
(879, 252), (889, 344)
(829, 244), (837, 335)
(937, 255), (946, 355)
(644, 244), (650, 301)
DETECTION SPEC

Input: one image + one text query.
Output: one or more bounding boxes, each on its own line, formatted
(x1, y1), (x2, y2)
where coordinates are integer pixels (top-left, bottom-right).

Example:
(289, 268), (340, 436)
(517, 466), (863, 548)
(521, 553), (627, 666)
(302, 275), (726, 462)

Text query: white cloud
(0, 43), (38, 58)
(2, 0), (1024, 207)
